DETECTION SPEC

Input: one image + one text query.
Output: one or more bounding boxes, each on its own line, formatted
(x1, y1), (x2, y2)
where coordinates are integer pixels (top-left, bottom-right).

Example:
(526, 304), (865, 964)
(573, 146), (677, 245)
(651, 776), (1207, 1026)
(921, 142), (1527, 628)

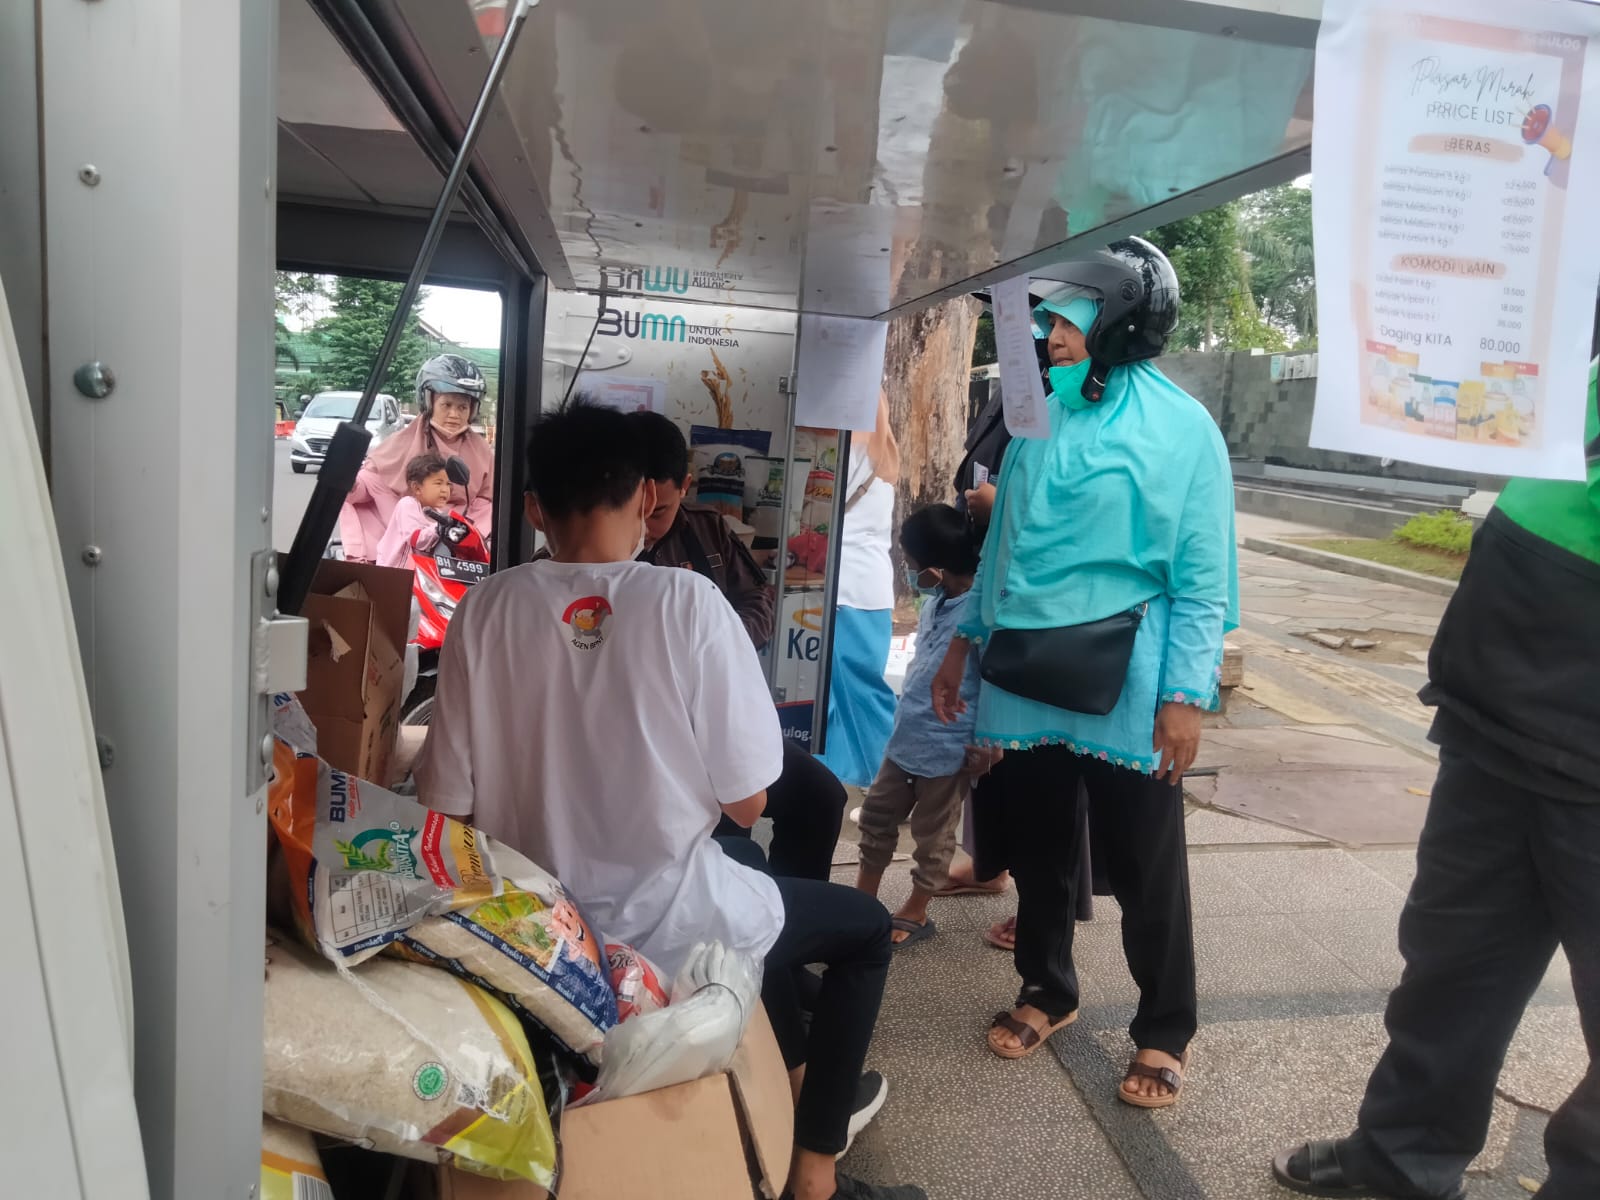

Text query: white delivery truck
(0, 0), (1319, 1195)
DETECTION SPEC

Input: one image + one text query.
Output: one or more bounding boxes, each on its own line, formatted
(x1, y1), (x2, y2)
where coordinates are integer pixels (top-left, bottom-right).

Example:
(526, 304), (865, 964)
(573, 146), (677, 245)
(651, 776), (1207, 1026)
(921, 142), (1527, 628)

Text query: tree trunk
(881, 295), (981, 601)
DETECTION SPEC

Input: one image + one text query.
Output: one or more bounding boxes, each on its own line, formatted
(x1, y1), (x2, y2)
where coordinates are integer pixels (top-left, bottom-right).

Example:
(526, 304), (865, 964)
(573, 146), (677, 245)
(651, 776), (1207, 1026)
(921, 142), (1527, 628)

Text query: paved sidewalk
(840, 810), (1579, 1200)
(836, 523), (1580, 1199)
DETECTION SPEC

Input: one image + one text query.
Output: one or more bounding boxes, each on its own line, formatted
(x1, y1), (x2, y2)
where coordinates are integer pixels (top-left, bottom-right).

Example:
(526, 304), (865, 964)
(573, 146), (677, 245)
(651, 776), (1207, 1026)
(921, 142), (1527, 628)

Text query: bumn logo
(596, 305), (687, 342)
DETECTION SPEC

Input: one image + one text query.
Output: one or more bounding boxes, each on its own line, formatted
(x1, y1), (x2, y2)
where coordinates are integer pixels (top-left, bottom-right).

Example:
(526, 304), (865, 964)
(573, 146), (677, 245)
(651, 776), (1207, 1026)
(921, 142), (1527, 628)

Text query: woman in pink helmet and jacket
(339, 354), (496, 562)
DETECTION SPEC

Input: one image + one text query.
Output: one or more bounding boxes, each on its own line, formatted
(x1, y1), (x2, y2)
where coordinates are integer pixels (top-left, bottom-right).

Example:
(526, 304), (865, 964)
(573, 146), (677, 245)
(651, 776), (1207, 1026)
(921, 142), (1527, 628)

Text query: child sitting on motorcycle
(376, 452), (452, 569)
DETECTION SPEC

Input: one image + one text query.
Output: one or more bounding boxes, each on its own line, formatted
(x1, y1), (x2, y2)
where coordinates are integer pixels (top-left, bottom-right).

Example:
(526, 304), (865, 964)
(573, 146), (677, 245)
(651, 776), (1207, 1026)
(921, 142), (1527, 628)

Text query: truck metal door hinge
(247, 551), (308, 793)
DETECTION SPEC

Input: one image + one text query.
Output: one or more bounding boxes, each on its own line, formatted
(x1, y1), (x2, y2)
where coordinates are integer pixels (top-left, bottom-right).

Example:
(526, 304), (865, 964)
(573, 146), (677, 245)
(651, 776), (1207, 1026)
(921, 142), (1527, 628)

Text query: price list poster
(1311, 0), (1600, 480)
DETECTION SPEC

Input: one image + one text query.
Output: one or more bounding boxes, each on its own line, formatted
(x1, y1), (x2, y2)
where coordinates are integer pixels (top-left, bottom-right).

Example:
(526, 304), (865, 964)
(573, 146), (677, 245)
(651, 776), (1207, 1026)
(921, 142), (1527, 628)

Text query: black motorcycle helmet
(1028, 236), (1180, 402)
(416, 353), (488, 417)
(973, 236), (1180, 402)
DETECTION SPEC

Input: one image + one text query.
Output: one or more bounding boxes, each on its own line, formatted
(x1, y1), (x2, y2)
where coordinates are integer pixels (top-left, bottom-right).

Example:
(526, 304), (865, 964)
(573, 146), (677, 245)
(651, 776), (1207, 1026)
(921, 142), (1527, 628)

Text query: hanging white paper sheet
(794, 314), (887, 431)
(1310, 0), (1600, 480)
(991, 275), (1050, 439)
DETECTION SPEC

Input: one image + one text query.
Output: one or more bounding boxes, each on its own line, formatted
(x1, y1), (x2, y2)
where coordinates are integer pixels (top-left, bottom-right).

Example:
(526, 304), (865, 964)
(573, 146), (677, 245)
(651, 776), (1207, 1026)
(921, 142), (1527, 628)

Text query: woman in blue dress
(932, 238), (1237, 1107)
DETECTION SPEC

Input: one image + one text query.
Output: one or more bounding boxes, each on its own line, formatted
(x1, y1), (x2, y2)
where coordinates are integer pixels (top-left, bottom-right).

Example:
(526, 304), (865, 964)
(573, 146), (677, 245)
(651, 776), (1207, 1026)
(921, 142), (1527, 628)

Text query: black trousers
(716, 836), (891, 1155)
(1000, 745), (1197, 1056)
(1345, 749), (1600, 1200)
(714, 738), (848, 882)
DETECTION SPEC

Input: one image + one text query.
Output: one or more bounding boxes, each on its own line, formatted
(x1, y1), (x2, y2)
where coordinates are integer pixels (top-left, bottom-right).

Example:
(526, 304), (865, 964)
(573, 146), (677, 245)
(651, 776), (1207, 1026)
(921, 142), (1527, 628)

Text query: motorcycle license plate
(438, 558), (488, 585)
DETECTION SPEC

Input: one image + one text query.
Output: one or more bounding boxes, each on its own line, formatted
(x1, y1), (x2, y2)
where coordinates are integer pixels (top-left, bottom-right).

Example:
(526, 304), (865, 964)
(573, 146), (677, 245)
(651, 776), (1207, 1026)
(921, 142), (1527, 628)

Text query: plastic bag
(260, 1117), (333, 1200)
(263, 932), (557, 1186)
(580, 941), (762, 1104)
(606, 943), (669, 1022)
(268, 739), (617, 1063)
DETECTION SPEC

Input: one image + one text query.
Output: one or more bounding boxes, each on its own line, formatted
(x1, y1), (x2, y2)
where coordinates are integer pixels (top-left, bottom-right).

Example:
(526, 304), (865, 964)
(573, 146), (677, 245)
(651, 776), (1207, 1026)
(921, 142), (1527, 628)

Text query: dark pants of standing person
(716, 835), (891, 1155)
(999, 745), (1197, 1056)
(969, 769), (1095, 921)
(714, 738), (848, 882)
(1334, 749), (1600, 1200)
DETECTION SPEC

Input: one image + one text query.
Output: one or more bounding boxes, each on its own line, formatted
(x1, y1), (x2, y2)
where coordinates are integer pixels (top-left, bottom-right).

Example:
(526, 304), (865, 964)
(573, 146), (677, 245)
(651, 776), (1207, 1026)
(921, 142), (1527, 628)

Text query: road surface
(272, 439), (318, 551)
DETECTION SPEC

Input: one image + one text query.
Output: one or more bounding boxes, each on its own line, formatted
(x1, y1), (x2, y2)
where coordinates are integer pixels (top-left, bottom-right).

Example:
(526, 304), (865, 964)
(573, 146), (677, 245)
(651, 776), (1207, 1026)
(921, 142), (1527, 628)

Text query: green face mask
(1047, 359), (1095, 410)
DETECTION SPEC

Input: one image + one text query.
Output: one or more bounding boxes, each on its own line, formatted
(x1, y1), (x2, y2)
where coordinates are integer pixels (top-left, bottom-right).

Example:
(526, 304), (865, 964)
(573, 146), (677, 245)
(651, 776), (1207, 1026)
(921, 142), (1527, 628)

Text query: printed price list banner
(1311, 0), (1600, 480)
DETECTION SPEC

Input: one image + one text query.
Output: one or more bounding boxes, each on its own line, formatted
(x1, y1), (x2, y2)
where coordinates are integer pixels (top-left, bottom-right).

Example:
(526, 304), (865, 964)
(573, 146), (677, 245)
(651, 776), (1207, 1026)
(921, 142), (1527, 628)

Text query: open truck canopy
(2, 1), (1319, 1196)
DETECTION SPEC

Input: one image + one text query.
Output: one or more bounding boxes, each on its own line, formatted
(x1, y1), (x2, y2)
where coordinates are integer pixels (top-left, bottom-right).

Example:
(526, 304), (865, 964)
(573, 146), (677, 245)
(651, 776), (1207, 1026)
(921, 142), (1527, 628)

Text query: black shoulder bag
(978, 603), (1148, 716)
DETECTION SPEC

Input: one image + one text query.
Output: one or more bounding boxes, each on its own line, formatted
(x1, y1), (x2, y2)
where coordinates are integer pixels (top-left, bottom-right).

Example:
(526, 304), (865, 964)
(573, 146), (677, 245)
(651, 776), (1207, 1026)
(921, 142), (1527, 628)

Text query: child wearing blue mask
(853, 504), (983, 950)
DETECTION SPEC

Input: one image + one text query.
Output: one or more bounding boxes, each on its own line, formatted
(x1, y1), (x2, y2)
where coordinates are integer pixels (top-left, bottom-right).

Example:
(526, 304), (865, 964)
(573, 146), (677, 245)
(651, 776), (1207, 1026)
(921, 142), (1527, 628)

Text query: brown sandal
(1118, 1048), (1191, 1108)
(986, 1007), (1078, 1060)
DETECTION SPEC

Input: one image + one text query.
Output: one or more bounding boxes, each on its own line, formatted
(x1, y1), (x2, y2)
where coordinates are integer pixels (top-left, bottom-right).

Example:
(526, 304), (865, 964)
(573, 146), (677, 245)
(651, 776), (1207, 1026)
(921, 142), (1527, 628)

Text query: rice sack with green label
(269, 739), (618, 1064)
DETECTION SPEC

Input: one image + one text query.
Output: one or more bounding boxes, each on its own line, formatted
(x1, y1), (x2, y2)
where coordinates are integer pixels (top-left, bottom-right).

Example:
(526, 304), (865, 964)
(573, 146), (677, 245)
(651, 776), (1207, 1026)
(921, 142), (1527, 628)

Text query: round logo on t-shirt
(561, 595), (613, 650)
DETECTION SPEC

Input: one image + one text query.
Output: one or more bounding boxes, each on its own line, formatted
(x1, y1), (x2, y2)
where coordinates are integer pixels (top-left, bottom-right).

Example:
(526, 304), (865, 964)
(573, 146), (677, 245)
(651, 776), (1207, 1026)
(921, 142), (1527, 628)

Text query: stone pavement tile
(1249, 612), (1291, 625)
(1216, 850), (1407, 914)
(1208, 769), (1436, 846)
(1187, 807), (1326, 846)
(1350, 849), (1418, 892)
(1088, 1012), (1390, 1200)
(1287, 909), (1404, 990)
(1193, 913), (1358, 998)
(1189, 852), (1284, 918)
(844, 941), (1143, 1200)
(1202, 727), (1421, 768)
(1249, 597), (1384, 618)
(1074, 1015), (1527, 1199)
(1498, 1003), (1588, 1113)
(1291, 724), (1391, 745)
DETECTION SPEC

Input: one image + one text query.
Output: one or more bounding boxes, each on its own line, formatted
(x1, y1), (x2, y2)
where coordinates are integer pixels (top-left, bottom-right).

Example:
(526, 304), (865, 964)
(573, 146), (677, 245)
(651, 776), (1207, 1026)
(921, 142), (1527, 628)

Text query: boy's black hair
(524, 399), (647, 518)
(630, 410), (691, 484)
(900, 503), (980, 575)
(405, 452), (449, 489)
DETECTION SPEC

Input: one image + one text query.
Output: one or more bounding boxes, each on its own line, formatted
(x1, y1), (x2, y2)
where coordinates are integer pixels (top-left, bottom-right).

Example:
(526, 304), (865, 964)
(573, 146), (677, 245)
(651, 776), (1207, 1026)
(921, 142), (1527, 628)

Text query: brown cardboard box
(297, 560), (412, 784)
(438, 1009), (793, 1200)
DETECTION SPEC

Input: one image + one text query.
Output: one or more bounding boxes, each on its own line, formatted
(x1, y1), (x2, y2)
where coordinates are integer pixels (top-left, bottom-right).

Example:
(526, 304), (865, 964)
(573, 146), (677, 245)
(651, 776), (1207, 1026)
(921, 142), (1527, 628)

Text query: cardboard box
(297, 560), (411, 784)
(438, 1009), (793, 1200)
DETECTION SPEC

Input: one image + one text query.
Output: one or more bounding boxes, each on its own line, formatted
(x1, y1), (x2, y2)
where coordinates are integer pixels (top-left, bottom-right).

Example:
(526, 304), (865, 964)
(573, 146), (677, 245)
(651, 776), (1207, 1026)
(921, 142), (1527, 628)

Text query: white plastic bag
(579, 941), (763, 1104)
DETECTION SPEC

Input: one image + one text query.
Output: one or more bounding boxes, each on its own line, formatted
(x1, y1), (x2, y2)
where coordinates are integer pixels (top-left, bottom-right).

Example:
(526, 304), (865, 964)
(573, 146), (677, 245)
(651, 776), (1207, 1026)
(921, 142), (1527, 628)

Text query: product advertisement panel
(544, 291), (843, 745)
(1310, 0), (1600, 480)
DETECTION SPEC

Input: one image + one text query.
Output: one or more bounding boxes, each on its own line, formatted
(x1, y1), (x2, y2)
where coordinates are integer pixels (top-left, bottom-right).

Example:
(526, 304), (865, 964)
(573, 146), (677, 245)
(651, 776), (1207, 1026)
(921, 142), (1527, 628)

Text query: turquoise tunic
(959, 358), (1239, 772)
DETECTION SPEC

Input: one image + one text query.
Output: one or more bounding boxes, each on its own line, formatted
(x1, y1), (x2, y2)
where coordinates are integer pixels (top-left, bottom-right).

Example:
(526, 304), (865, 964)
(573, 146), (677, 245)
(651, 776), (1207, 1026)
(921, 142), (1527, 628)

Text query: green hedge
(1393, 510), (1473, 557)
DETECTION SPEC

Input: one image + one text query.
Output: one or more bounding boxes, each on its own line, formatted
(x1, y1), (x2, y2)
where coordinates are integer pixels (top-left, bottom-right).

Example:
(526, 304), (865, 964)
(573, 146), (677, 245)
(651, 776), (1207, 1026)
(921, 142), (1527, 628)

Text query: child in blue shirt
(854, 504), (982, 949)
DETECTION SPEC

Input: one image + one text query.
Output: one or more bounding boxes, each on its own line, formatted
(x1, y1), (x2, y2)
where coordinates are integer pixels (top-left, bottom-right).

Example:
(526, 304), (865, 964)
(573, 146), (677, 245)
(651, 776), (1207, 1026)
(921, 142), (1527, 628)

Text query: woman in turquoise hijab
(933, 238), (1237, 1106)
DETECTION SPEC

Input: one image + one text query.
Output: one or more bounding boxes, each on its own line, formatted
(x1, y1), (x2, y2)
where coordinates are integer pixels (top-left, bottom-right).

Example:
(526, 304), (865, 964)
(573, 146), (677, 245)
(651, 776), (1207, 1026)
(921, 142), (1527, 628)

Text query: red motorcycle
(402, 459), (489, 724)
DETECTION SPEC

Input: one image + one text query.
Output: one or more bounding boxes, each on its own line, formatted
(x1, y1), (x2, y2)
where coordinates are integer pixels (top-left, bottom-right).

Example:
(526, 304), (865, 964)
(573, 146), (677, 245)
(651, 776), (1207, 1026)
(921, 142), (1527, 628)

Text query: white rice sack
(262, 933), (556, 1186)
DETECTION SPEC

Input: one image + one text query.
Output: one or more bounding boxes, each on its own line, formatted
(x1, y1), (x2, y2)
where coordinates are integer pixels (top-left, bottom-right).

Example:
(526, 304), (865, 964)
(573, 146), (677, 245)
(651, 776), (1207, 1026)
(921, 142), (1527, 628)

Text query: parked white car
(288, 390), (403, 473)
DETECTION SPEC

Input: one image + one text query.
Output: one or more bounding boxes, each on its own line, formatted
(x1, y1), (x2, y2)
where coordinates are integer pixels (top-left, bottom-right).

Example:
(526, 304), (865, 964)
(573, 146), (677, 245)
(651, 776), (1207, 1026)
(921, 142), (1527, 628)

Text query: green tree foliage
(1145, 204), (1286, 353)
(972, 311), (996, 366)
(311, 276), (438, 400)
(1239, 184), (1316, 347)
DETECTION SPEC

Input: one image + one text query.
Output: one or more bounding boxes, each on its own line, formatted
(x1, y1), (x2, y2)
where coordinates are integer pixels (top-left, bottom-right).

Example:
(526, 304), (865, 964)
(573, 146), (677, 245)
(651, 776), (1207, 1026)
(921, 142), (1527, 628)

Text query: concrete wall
(1157, 351), (1496, 490)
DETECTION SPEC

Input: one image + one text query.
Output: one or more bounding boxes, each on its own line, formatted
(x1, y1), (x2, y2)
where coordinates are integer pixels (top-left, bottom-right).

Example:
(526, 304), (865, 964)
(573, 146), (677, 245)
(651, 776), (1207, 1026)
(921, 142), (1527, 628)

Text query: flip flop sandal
(981, 918), (1016, 950)
(1269, 1141), (1465, 1200)
(986, 1008), (1077, 1060)
(1118, 1048), (1191, 1109)
(889, 915), (936, 951)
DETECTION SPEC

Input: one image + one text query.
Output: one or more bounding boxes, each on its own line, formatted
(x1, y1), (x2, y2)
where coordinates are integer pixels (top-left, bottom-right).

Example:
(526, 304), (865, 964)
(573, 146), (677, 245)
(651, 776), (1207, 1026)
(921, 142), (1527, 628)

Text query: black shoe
(831, 1172), (928, 1200)
(782, 1173), (928, 1200)
(1271, 1140), (1466, 1200)
(837, 1071), (888, 1158)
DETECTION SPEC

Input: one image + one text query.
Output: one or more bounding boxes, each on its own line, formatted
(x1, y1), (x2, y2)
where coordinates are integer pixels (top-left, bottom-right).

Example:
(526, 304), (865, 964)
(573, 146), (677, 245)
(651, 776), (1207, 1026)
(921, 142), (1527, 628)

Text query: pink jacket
(375, 497), (441, 569)
(338, 420), (494, 563)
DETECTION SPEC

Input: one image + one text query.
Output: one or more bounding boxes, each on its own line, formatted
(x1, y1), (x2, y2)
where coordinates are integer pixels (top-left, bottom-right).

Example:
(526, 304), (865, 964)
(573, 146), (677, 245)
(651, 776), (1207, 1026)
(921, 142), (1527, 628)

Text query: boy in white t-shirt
(415, 403), (922, 1200)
